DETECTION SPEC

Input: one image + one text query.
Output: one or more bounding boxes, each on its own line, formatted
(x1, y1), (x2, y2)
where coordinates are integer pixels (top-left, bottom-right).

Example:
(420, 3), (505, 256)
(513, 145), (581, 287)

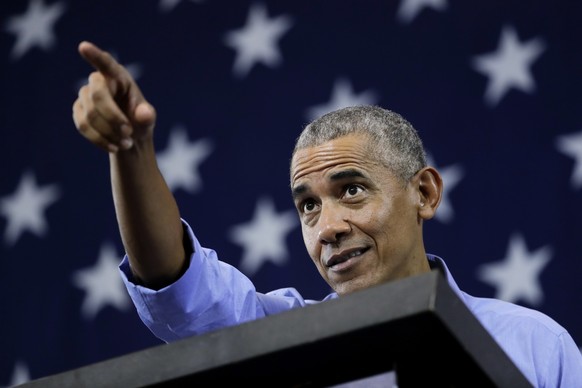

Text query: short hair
(292, 105), (427, 182)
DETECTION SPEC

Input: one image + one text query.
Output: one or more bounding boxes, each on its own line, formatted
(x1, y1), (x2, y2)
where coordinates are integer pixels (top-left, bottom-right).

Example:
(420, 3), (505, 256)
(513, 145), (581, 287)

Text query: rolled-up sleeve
(119, 219), (318, 342)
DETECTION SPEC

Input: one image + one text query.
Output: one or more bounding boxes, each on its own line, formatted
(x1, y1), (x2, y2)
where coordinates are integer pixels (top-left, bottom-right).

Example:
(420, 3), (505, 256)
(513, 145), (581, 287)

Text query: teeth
(327, 249), (364, 267)
(347, 250), (361, 258)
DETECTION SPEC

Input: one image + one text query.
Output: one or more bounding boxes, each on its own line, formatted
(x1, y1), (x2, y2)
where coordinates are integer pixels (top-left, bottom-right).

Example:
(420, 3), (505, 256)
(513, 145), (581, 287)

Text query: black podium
(18, 270), (532, 387)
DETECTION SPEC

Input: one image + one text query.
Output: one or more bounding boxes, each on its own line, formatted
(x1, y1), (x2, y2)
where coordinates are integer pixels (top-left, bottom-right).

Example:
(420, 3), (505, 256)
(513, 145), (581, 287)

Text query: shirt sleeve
(550, 330), (582, 387)
(517, 318), (582, 387)
(118, 219), (314, 342)
(465, 295), (582, 387)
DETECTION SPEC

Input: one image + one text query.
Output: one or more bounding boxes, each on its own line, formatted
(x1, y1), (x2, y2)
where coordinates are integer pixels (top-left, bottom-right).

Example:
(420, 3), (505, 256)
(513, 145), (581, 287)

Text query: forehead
(291, 133), (380, 186)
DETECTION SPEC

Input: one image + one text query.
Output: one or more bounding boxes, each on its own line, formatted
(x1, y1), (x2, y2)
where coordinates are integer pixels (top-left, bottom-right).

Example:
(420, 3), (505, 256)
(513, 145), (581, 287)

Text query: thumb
(132, 102), (156, 127)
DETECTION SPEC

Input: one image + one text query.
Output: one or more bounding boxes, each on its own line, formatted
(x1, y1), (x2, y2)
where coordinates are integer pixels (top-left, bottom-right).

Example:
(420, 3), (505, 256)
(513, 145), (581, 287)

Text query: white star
(396, 0), (448, 24)
(228, 196), (298, 276)
(4, 0), (66, 60)
(223, 2), (293, 78)
(305, 78), (379, 122)
(123, 63), (143, 82)
(71, 242), (131, 319)
(156, 125), (213, 193)
(5, 360), (30, 386)
(426, 154), (464, 224)
(477, 233), (552, 306)
(555, 130), (582, 189)
(472, 25), (545, 107)
(0, 171), (61, 246)
(159, 0), (204, 13)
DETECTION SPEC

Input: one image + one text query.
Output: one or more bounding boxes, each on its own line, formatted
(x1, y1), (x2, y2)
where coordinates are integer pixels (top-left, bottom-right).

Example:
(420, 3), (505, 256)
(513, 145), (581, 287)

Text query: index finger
(78, 41), (124, 78)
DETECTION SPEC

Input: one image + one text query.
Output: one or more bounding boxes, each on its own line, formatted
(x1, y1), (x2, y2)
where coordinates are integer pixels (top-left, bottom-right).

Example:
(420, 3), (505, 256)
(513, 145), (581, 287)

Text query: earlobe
(416, 167), (443, 220)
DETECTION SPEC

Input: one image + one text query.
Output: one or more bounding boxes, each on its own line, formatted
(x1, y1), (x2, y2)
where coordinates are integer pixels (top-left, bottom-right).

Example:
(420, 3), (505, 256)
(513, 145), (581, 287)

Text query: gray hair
(292, 105), (427, 182)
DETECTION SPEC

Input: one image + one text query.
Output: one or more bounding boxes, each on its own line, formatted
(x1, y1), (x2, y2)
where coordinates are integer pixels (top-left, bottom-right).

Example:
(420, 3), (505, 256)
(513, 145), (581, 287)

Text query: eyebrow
(329, 169), (366, 181)
(291, 169), (367, 200)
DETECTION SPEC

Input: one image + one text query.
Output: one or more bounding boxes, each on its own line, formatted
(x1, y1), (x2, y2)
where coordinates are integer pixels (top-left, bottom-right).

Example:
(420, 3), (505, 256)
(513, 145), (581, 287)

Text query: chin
(335, 280), (369, 296)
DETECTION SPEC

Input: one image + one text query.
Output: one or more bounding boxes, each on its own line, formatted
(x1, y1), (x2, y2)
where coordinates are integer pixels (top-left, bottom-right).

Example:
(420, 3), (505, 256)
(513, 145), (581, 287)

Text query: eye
(302, 199), (318, 214)
(344, 184), (364, 198)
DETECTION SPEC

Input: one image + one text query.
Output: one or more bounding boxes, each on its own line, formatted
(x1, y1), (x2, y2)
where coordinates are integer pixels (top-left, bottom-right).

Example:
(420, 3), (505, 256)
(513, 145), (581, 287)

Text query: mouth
(325, 247), (369, 270)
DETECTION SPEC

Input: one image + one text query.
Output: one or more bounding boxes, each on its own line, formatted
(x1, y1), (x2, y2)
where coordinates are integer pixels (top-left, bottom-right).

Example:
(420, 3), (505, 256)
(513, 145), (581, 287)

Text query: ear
(415, 166), (443, 220)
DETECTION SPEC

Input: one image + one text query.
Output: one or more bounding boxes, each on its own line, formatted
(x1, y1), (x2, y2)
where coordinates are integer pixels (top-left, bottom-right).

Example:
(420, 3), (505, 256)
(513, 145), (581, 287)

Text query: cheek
(356, 205), (392, 233)
(372, 199), (418, 249)
(356, 201), (409, 249)
(301, 225), (320, 261)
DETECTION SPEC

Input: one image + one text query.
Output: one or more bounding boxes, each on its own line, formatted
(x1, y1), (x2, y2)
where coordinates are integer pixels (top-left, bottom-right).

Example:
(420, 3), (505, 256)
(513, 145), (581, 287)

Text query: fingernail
(120, 138), (134, 149)
(108, 144), (119, 153)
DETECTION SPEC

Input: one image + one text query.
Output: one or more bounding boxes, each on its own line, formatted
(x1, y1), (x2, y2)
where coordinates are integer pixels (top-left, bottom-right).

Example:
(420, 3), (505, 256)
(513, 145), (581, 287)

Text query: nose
(317, 204), (351, 244)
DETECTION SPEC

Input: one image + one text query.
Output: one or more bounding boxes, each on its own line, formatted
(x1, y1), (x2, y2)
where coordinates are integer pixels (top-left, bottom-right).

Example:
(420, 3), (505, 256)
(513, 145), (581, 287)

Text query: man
(73, 41), (582, 386)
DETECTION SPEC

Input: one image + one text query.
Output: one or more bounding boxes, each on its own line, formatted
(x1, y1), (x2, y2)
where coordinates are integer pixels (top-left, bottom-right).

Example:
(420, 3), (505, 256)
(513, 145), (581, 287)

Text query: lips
(325, 247), (369, 268)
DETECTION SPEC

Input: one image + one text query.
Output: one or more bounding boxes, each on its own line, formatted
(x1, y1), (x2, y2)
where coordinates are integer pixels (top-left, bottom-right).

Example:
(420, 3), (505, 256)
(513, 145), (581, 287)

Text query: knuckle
(88, 87), (105, 103)
(87, 71), (102, 83)
(86, 108), (99, 122)
(78, 85), (88, 99)
(76, 119), (90, 134)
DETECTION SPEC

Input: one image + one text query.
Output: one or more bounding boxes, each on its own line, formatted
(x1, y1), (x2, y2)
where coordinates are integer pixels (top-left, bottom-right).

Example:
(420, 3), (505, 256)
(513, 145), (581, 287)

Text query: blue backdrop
(2, 0), (582, 384)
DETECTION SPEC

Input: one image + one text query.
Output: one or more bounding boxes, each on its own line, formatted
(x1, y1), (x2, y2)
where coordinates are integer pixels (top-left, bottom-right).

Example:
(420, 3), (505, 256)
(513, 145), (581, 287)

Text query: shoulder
(463, 293), (582, 386)
(464, 292), (568, 340)
(427, 254), (568, 339)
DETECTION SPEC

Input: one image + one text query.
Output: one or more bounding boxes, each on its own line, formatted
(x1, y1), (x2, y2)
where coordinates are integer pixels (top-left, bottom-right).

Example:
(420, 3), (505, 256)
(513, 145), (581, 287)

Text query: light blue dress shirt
(120, 220), (582, 387)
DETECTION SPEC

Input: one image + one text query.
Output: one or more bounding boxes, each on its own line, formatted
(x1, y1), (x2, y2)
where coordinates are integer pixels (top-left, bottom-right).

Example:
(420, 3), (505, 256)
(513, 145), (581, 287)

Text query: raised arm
(72, 41), (186, 289)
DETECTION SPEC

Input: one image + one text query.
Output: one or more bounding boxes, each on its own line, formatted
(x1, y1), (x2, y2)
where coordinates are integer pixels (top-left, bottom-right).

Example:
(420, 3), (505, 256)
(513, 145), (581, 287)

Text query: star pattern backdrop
(1, 0), (582, 385)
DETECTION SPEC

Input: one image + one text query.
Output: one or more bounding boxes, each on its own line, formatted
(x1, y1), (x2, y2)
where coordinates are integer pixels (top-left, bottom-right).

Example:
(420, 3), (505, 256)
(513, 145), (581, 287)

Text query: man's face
(291, 133), (430, 295)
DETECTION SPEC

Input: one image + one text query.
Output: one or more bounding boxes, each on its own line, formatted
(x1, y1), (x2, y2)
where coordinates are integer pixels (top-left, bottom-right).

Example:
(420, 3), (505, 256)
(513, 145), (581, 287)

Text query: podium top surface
(20, 270), (532, 387)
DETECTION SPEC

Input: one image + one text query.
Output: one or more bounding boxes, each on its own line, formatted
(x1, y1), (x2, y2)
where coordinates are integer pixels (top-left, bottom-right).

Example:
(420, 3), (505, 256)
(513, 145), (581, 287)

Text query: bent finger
(84, 125), (121, 153)
(74, 90), (129, 151)
(74, 108), (120, 153)
(86, 72), (132, 137)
